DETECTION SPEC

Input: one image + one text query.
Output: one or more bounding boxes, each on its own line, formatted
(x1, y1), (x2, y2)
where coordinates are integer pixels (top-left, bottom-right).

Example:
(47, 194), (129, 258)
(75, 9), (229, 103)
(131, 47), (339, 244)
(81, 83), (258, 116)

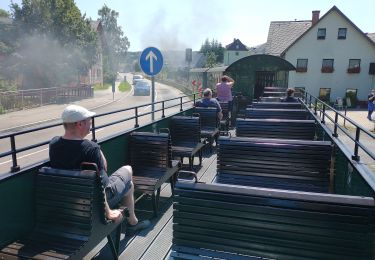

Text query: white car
(132, 74), (143, 85)
(134, 80), (151, 96)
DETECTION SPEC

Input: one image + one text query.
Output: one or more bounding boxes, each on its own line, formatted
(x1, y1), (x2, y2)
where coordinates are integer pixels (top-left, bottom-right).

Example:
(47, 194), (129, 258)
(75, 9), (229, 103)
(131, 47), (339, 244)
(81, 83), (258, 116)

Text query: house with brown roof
(282, 6), (375, 103)
(224, 38), (249, 66)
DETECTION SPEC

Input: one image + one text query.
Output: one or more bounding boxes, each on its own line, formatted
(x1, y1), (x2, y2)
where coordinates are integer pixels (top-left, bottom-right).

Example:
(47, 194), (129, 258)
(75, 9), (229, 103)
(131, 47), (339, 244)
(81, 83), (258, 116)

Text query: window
(347, 59), (360, 73)
(296, 59), (308, 72)
(321, 59), (334, 73)
(319, 88), (331, 102)
(338, 28), (347, 39)
(317, 28), (326, 39)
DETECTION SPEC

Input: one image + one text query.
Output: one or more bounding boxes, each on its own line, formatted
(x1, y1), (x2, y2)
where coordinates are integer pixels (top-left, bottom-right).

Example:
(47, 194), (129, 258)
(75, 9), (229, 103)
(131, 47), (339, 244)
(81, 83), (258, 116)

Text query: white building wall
(224, 50), (249, 66)
(285, 10), (375, 102)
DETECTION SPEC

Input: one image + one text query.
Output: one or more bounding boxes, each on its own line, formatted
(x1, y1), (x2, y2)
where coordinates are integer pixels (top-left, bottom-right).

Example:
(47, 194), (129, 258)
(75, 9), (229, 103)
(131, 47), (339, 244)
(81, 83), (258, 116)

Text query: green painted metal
(225, 54), (295, 100)
(0, 169), (36, 246)
(334, 148), (374, 196)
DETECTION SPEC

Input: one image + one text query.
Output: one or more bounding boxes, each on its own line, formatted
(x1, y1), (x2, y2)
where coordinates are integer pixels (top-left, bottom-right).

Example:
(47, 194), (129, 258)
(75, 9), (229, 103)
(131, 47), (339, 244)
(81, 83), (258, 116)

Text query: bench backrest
(173, 182), (375, 259)
(216, 136), (332, 192)
(251, 101), (303, 109)
(37, 167), (106, 242)
(246, 108), (311, 120)
(170, 116), (201, 146)
(194, 107), (219, 129)
(130, 132), (172, 169)
(236, 118), (316, 140)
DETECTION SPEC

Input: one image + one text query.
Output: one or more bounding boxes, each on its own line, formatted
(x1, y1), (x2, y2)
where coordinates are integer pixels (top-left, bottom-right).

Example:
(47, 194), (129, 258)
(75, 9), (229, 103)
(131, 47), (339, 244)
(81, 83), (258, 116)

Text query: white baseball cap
(61, 105), (96, 123)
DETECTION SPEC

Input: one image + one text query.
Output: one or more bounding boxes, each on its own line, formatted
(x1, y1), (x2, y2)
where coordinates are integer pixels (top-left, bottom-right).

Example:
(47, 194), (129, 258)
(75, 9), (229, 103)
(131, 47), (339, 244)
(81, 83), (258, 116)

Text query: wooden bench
(236, 118), (316, 140)
(219, 102), (230, 135)
(216, 136), (332, 193)
(129, 131), (180, 216)
(171, 182), (375, 260)
(250, 101), (303, 109)
(194, 107), (220, 151)
(0, 167), (125, 260)
(246, 108), (311, 120)
(170, 116), (205, 170)
(259, 96), (282, 102)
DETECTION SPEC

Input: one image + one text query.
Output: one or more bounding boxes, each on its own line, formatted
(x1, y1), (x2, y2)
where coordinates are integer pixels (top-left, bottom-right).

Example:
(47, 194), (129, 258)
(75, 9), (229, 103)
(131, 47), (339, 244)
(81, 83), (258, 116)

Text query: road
(0, 74), (191, 175)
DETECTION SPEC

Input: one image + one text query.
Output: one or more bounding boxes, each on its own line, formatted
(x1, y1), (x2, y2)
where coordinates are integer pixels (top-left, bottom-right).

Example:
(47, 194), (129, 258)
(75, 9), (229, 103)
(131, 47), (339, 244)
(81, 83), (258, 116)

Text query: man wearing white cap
(49, 105), (150, 233)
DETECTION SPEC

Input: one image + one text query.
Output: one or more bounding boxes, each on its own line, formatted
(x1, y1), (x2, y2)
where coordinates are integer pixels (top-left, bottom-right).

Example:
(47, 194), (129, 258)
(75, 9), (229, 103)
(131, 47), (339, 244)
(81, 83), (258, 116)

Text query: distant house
(224, 38), (249, 65)
(282, 6), (375, 102)
(80, 20), (103, 86)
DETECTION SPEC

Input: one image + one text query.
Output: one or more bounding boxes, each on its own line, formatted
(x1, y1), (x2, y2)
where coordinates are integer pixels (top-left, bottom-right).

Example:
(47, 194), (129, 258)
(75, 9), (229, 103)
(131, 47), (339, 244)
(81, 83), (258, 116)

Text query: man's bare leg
(119, 165), (138, 225)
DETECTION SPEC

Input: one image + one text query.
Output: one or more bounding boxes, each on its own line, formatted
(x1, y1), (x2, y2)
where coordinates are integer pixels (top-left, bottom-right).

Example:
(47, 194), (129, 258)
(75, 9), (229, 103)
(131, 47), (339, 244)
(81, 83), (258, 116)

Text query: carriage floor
(89, 148), (218, 260)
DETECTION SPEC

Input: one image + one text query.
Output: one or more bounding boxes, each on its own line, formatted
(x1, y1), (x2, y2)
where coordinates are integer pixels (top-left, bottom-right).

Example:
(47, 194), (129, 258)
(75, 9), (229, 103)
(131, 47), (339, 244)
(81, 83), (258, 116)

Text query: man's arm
(226, 76), (235, 87)
(100, 150), (108, 172)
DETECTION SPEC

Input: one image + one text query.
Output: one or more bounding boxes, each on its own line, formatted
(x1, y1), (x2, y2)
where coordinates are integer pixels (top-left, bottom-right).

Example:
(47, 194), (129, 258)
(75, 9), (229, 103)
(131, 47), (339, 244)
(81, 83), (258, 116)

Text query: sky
(1, 0), (374, 52)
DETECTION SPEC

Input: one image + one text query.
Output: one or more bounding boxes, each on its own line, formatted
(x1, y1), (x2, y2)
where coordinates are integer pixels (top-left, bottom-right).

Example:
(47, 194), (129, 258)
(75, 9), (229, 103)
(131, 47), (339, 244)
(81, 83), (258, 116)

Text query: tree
(199, 38), (225, 66)
(3, 0), (98, 89)
(0, 9), (9, 17)
(205, 52), (217, 68)
(98, 5), (130, 84)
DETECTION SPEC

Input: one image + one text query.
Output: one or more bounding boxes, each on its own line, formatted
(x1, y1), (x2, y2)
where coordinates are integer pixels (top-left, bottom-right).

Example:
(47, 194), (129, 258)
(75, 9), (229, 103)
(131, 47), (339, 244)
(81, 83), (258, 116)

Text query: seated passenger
(281, 88), (298, 102)
(49, 105), (150, 232)
(195, 88), (223, 120)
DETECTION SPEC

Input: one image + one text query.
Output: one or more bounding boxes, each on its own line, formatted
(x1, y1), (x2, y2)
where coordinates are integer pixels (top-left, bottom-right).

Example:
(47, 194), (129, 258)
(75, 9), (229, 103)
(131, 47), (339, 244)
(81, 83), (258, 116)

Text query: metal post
(21, 90), (24, 109)
(40, 88), (43, 106)
(321, 104), (326, 124)
(193, 93), (196, 105)
(151, 77), (155, 121)
(352, 127), (360, 161)
(10, 135), (20, 172)
(309, 95), (312, 108)
(180, 97), (183, 111)
(332, 111), (338, 137)
(162, 101), (165, 118)
(314, 99), (317, 115)
(91, 117), (97, 142)
(304, 92), (307, 102)
(135, 107), (139, 128)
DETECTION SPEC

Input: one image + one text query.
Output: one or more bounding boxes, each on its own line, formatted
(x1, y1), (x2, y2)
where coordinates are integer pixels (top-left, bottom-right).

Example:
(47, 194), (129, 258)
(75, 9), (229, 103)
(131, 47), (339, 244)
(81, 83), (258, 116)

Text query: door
(255, 71), (276, 99)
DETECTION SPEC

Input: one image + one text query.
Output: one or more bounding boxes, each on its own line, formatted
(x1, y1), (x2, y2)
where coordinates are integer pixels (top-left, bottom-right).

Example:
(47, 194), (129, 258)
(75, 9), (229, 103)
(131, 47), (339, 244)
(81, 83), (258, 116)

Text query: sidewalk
(0, 85), (130, 133)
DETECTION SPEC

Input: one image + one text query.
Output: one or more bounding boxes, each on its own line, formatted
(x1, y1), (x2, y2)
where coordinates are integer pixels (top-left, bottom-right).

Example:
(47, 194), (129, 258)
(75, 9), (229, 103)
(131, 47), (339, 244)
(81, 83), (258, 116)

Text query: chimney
(312, 10), (320, 25)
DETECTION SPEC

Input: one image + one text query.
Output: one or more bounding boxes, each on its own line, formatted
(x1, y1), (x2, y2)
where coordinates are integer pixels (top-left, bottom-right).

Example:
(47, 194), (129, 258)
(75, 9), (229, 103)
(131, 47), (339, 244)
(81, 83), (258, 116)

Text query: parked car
(134, 80), (151, 96)
(132, 74), (143, 85)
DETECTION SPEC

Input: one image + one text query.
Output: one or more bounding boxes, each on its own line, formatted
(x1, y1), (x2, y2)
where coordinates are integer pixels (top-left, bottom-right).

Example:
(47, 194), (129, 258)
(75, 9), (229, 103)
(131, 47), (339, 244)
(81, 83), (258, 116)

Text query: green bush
(118, 81), (131, 92)
(0, 105), (4, 114)
(93, 83), (111, 91)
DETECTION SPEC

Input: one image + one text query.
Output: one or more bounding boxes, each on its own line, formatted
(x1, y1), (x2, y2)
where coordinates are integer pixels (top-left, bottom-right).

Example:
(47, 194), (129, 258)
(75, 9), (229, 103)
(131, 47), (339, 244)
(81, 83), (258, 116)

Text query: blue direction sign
(139, 47), (163, 76)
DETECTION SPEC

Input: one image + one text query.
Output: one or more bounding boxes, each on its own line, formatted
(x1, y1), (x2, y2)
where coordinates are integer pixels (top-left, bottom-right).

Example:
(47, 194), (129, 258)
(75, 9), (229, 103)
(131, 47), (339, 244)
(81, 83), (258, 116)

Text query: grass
(118, 81), (131, 92)
(93, 83), (111, 91)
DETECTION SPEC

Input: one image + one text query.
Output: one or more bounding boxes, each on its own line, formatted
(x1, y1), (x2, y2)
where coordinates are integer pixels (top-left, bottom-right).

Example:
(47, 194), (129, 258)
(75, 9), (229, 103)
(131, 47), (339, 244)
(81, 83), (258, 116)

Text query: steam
(135, 1), (227, 51)
(3, 34), (89, 89)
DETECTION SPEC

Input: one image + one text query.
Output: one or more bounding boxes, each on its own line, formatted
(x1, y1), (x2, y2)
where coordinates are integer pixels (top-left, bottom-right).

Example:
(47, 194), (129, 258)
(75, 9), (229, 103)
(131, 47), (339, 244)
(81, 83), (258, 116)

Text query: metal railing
(0, 93), (198, 173)
(0, 85), (93, 113)
(302, 91), (375, 162)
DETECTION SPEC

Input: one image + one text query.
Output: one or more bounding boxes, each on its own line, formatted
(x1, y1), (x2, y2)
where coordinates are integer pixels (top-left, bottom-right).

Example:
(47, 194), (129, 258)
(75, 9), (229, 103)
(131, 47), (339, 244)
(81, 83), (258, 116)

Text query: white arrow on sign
(146, 51), (157, 73)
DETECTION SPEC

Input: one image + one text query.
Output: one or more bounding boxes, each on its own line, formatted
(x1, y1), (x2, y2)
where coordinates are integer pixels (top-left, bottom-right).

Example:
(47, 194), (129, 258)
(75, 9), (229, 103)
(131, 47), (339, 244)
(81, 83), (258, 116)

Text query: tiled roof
(248, 43), (267, 55)
(226, 39), (248, 51)
(367, 33), (375, 43)
(265, 20), (311, 56)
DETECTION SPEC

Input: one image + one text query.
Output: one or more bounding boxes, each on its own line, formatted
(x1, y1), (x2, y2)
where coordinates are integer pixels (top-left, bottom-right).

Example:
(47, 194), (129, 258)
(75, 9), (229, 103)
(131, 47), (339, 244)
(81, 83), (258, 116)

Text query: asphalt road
(0, 74), (191, 175)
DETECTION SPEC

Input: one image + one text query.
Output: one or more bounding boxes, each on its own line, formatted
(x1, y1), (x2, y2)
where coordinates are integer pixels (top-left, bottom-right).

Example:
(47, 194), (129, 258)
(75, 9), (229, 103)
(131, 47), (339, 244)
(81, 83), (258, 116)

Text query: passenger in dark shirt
(195, 88), (223, 120)
(49, 105), (150, 231)
(281, 88), (298, 102)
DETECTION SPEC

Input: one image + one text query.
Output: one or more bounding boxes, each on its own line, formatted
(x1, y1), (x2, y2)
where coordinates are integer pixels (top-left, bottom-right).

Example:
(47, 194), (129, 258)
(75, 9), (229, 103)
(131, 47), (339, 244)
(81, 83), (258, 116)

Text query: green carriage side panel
(0, 169), (37, 246)
(334, 148), (374, 197)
